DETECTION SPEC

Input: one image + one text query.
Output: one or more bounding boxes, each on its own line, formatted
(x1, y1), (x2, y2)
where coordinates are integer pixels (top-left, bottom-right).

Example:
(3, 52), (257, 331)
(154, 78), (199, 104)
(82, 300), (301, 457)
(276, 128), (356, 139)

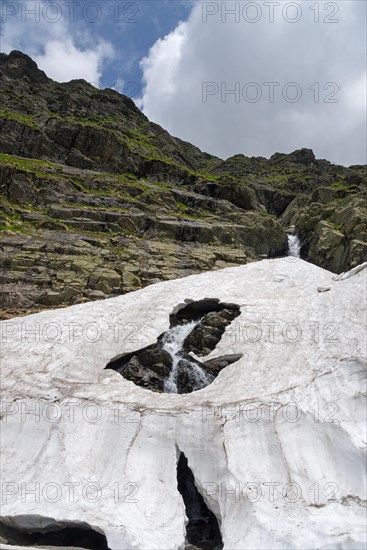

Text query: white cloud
(140, 22), (188, 97)
(34, 40), (113, 84)
(140, 1), (367, 166)
(0, 0), (114, 85)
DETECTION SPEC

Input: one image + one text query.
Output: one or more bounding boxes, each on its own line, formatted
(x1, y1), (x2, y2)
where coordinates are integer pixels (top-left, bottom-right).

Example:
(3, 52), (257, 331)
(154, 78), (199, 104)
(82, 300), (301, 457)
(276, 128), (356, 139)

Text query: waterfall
(287, 233), (301, 258)
(162, 320), (213, 393)
(190, 363), (214, 388)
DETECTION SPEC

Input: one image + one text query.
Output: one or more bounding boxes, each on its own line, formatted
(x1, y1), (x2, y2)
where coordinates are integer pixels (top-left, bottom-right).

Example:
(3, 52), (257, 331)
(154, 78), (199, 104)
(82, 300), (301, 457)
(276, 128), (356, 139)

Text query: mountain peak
(270, 148), (316, 166)
(0, 50), (49, 84)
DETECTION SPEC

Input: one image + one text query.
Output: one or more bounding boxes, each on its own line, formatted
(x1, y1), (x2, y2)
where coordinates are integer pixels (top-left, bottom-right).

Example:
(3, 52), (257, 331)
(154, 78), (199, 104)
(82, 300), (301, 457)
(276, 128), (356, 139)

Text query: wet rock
(203, 354), (243, 376)
(138, 347), (172, 373)
(183, 308), (241, 356)
(171, 299), (240, 325)
(117, 356), (166, 392)
(282, 194), (367, 273)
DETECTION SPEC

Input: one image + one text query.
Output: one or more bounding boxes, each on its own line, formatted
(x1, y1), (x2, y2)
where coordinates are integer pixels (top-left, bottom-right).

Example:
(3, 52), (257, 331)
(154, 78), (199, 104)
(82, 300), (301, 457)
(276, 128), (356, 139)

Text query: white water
(191, 363), (214, 388)
(287, 234), (301, 257)
(162, 320), (213, 393)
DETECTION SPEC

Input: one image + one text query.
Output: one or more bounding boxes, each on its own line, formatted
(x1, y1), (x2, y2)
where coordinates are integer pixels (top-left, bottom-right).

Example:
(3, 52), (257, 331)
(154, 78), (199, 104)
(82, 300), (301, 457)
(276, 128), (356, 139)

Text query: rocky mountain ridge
(0, 50), (366, 318)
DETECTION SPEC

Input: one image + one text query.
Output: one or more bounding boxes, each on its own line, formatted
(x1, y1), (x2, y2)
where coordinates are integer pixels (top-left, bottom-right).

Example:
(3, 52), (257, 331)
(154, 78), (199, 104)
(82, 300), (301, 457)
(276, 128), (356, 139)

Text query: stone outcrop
(282, 194), (367, 273)
(1, 259), (366, 549)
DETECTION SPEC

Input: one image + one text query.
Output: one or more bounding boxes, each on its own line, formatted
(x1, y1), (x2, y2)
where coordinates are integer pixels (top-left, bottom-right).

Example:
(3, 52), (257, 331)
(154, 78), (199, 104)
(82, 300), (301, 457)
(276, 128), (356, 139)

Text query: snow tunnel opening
(106, 299), (242, 393)
(177, 452), (223, 550)
(0, 518), (109, 549)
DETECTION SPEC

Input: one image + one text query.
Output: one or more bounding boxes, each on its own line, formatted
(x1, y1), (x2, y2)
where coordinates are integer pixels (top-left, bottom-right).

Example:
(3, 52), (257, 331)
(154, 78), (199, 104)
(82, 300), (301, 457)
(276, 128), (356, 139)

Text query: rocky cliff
(0, 50), (366, 318)
(1, 259), (366, 549)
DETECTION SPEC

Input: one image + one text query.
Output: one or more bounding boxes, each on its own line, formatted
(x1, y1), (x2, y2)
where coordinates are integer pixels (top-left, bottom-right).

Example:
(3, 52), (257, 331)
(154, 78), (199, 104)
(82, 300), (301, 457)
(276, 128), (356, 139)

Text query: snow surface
(0, 259), (366, 549)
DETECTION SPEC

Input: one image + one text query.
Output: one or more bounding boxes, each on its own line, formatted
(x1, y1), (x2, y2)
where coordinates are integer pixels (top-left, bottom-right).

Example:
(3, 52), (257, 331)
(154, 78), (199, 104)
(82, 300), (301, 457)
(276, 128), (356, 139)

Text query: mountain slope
(0, 50), (366, 318)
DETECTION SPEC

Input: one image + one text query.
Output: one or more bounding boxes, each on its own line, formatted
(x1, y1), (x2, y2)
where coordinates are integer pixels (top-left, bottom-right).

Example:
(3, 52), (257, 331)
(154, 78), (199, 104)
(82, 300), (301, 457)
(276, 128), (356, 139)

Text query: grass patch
(0, 110), (39, 129)
(0, 223), (25, 232)
(0, 153), (62, 173)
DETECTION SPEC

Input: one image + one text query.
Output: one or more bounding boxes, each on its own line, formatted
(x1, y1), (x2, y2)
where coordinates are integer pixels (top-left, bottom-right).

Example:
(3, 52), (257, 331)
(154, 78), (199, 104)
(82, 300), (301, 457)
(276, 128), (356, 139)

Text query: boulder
(193, 180), (259, 211)
(183, 309), (240, 356)
(308, 221), (347, 273)
(282, 194), (367, 273)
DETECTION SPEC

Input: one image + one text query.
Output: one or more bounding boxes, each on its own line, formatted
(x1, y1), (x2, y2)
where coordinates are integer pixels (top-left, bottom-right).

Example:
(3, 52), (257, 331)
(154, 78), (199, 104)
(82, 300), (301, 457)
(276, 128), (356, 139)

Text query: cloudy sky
(1, 0), (366, 166)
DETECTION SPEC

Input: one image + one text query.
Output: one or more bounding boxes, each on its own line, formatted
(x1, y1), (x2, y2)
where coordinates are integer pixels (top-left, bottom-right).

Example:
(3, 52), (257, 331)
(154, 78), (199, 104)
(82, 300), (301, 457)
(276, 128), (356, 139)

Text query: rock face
(1, 259), (366, 549)
(0, 50), (366, 318)
(283, 195), (367, 273)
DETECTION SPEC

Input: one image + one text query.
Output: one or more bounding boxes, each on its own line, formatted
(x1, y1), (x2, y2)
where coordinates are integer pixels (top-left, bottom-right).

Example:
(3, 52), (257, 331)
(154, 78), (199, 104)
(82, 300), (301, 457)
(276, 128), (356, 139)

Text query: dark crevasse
(0, 520), (109, 549)
(177, 453), (223, 550)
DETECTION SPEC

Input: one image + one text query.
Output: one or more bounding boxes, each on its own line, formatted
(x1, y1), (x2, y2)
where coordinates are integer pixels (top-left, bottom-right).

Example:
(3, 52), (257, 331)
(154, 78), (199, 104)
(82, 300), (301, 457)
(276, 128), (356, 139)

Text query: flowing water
(287, 234), (301, 258)
(190, 363), (214, 389)
(162, 320), (213, 393)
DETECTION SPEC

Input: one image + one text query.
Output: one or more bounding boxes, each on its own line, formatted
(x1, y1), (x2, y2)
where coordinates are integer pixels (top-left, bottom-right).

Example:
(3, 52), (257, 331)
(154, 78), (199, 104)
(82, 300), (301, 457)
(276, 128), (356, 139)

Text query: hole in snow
(177, 452), (223, 550)
(0, 518), (109, 549)
(106, 299), (241, 393)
